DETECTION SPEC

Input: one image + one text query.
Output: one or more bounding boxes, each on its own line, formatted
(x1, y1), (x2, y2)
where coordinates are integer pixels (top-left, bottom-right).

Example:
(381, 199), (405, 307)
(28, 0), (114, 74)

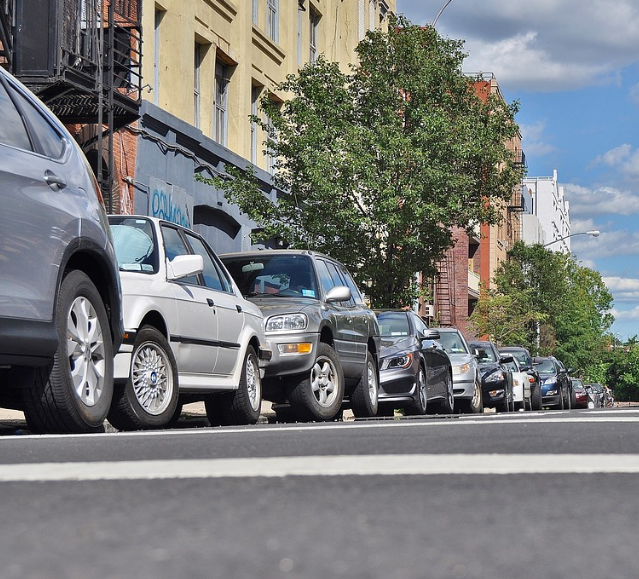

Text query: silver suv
(221, 250), (381, 421)
(0, 67), (122, 433)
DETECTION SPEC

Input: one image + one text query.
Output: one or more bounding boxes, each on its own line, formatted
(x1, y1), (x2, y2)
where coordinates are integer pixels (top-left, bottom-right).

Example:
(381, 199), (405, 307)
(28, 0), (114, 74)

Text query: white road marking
(1, 454), (639, 481)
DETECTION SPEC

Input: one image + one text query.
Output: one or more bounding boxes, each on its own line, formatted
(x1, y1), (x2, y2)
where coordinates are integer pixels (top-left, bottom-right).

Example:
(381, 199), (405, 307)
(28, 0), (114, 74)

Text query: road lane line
(1, 454), (639, 481)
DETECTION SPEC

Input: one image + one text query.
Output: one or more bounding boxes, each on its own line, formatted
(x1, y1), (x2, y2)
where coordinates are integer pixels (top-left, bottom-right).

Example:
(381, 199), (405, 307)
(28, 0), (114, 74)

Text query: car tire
(438, 372), (455, 414)
(107, 326), (179, 431)
(459, 379), (483, 414)
(22, 271), (114, 434)
(205, 346), (262, 425)
(288, 342), (344, 421)
(405, 366), (428, 416)
(351, 351), (379, 418)
(531, 385), (542, 410)
(498, 390), (510, 413)
(564, 387), (571, 410)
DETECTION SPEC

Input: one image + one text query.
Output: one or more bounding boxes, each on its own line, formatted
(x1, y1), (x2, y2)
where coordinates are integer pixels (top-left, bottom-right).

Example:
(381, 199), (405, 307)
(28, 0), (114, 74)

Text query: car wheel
(564, 387), (572, 410)
(498, 390), (510, 413)
(288, 343), (344, 421)
(108, 326), (179, 431)
(438, 372), (455, 414)
(459, 379), (483, 414)
(557, 389), (565, 410)
(22, 271), (114, 434)
(167, 400), (184, 427)
(508, 386), (515, 412)
(205, 346), (262, 425)
(531, 385), (542, 410)
(405, 366), (428, 416)
(351, 351), (379, 418)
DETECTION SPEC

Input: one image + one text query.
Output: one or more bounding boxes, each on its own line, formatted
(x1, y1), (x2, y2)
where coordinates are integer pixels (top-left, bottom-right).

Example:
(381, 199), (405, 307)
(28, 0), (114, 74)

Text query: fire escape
(435, 249), (456, 327)
(0, 0), (141, 211)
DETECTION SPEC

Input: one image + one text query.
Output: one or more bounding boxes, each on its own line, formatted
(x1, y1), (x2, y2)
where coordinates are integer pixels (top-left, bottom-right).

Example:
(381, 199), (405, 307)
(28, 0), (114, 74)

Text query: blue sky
(397, 0), (639, 340)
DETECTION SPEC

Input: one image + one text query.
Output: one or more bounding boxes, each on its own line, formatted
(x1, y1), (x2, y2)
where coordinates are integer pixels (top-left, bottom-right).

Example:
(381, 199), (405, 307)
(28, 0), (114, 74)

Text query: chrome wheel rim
(471, 380), (481, 409)
(417, 369), (427, 410)
(367, 360), (379, 405)
(311, 356), (339, 408)
(131, 341), (173, 415)
(66, 296), (106, 408)
(246, 354), (261, 412)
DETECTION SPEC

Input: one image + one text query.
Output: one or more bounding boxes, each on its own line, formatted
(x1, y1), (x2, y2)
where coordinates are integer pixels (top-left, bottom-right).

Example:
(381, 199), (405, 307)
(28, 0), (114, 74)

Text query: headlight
(382, 352), (413, 370)
(453, 362), (470, 375)
(545, 389), (558, 396)
(544, 376), (557, 385)
(265, 313), (308, 332)
(485, 370), (505, 383)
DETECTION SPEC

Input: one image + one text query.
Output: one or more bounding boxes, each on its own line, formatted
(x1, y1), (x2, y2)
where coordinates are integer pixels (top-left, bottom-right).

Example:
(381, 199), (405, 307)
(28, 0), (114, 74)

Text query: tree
(477, 241), (614, 377)
(200, 16), (523, 308)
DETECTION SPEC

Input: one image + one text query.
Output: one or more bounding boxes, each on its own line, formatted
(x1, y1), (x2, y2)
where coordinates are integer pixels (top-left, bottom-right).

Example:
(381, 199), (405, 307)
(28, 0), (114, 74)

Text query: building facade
(118, 0), (394, 253)
(522, 169), (571, 252)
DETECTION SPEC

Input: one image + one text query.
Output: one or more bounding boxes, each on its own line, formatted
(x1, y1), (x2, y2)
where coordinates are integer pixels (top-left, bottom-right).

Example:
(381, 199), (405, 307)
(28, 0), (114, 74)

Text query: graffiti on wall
(149, 177), (194, 229)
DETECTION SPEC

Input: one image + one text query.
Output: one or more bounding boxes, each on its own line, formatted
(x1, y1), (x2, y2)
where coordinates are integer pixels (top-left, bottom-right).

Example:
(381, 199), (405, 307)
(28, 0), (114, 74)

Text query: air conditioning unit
(424, 305), (434, 318)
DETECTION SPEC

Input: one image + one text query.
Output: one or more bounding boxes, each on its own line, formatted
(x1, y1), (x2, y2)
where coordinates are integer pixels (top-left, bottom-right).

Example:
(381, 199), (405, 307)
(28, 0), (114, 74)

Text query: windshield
(222, 254), (319, 299)
(110, 217), (158, 273)
(437, 331), (468, 355)
(376, 312), (410, 337)
(535, 359), (556, 376)
(505, 350), (529, 367)
(472, 344), (498, 363)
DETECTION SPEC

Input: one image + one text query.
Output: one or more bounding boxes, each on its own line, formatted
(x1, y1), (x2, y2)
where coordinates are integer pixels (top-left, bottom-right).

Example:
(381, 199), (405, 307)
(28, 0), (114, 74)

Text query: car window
(10, 84), (66, 159)
(110, 218), (158, 273)
(472, 344), (498, 363)
(535, 359), (556, 375)
(437, 331), (469, 354)
(376, 312), (410, 337)
(161, 225), (198, 285)
(0, 78), (33, 150)
(503, 360), (518, 372)
(505, 350), (530, 367)
(222, 254), (318, 299)
(411, 313), (429, 335)
(324, 261), (354, 306)
(315, 259), (335, 295)
(184, 232), (231, 293)
(338, 265), (364, 305)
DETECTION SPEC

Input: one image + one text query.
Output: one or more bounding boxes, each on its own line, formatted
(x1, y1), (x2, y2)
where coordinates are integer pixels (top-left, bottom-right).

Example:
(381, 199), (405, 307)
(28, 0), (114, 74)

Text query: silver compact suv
(221, 250), (381, 421)
(0, 67), (123, 434)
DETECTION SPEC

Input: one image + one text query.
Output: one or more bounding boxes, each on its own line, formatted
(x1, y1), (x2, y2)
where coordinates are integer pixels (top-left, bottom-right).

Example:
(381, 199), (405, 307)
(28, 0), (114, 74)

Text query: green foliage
(476, 241), (614, 378)
(606, 340), (639, 401)
(201, 16), (524, 308)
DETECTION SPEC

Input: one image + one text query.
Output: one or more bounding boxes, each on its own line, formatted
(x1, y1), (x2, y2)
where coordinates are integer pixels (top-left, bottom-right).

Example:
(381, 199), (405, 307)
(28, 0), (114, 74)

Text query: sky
(397, 0), (639, 341)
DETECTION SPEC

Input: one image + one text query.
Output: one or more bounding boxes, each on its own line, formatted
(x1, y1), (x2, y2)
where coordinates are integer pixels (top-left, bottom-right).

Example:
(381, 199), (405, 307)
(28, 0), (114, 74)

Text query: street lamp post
(543, 230), (600, 248)
(432, 0), (455, 27)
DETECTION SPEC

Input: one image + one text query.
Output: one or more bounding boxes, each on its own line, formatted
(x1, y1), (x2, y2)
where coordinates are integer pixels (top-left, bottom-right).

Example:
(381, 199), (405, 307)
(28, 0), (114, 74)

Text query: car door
(183, 231), (245, 377)
(411, 314), (446, 398)
(161, 224), (219, 375)
(0, 75), (75, 322)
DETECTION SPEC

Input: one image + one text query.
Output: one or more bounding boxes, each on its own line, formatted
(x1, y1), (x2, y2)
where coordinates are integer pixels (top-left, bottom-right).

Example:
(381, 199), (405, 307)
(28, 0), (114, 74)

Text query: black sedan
(375, 310), (454, 416)
(468, 340), (514, 413)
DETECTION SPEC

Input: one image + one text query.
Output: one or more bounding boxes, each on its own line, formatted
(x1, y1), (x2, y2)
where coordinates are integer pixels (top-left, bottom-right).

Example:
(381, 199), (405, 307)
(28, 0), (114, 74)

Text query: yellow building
(125, 0), (395, 223)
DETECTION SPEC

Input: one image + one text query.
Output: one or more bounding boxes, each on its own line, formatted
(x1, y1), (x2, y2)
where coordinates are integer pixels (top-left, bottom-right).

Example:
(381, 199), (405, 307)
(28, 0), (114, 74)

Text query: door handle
(207, 298), (215, 307)
(236, 304), (243, 313)
(44, 170), (67, 190)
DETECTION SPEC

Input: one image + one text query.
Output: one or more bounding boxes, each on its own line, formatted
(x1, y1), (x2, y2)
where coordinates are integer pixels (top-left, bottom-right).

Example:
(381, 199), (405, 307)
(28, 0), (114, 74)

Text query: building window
(369, 0), (376, 31)
(214, 60), (228, 146)
(154, 8), (164, 105)
(253, 0), (258, 25)
(267, 0), (278, 42)
(309, 8), (320, 63)
(265, 107), (278, 175)
(251, 85), (261, 165)
(194, 43), (202, 129)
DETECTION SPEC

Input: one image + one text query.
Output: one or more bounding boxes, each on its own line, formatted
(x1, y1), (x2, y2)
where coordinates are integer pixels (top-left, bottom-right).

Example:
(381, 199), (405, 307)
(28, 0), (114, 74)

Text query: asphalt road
(0, 408), (638, 579)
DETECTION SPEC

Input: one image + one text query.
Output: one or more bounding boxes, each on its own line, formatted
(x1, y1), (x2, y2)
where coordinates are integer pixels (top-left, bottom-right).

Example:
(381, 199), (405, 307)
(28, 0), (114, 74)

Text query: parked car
(468, 340), (514, 412)
(375, 310), (453, 416)
(534, 356), (572, 409)
(221, 250), (380, 422)
(499, 346), (543, 410)
(571, 378), (589, 409)
(501, 356), (530, 411)
(587, 382), (605, 408)
(107, 216), (271, 430)
(431, 328), (483, 413)
(0, 66), (123, 434)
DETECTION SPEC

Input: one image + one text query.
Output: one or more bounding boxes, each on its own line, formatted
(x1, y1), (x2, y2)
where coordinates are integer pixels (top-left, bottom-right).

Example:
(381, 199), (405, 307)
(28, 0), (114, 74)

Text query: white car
(502, 356), (531, 411)
(107, 216), (271, 430)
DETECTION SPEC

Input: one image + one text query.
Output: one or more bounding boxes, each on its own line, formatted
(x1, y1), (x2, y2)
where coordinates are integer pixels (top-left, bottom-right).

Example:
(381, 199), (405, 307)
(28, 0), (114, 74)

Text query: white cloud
(519, 121), (556, 157)
(592, 144), (633, 168)
(563, 183), (639, 216)
(396, 0), (639, 92)
(611, 306), (639, 320)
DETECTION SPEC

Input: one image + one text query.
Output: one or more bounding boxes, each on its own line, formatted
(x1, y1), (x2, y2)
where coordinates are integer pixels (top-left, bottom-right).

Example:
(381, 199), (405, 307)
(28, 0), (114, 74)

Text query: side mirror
(167, 254), (203, 280)
(325, 285), (351, 303)
(423, 329), (440, 340)
(499, 354), (514, 364)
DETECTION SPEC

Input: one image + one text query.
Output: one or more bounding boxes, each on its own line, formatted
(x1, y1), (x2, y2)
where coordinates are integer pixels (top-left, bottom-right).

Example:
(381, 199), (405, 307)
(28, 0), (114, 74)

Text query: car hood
(380, 336), (414, 357)
(477, 362), (501, 378)
(446, 352), (475, 365)
(244, 295), (318, 317)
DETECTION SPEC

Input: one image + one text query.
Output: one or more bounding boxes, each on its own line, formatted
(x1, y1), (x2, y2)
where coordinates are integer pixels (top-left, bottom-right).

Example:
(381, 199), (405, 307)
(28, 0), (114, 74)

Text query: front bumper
(378, 367), (417, 403)
(262, 331), (320, 378)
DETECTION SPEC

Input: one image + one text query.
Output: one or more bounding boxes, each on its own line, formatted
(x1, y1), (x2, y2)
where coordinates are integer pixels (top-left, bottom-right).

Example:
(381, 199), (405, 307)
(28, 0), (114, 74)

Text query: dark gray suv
(221, 250), (381, 421)
(0, 67), (123, 433)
